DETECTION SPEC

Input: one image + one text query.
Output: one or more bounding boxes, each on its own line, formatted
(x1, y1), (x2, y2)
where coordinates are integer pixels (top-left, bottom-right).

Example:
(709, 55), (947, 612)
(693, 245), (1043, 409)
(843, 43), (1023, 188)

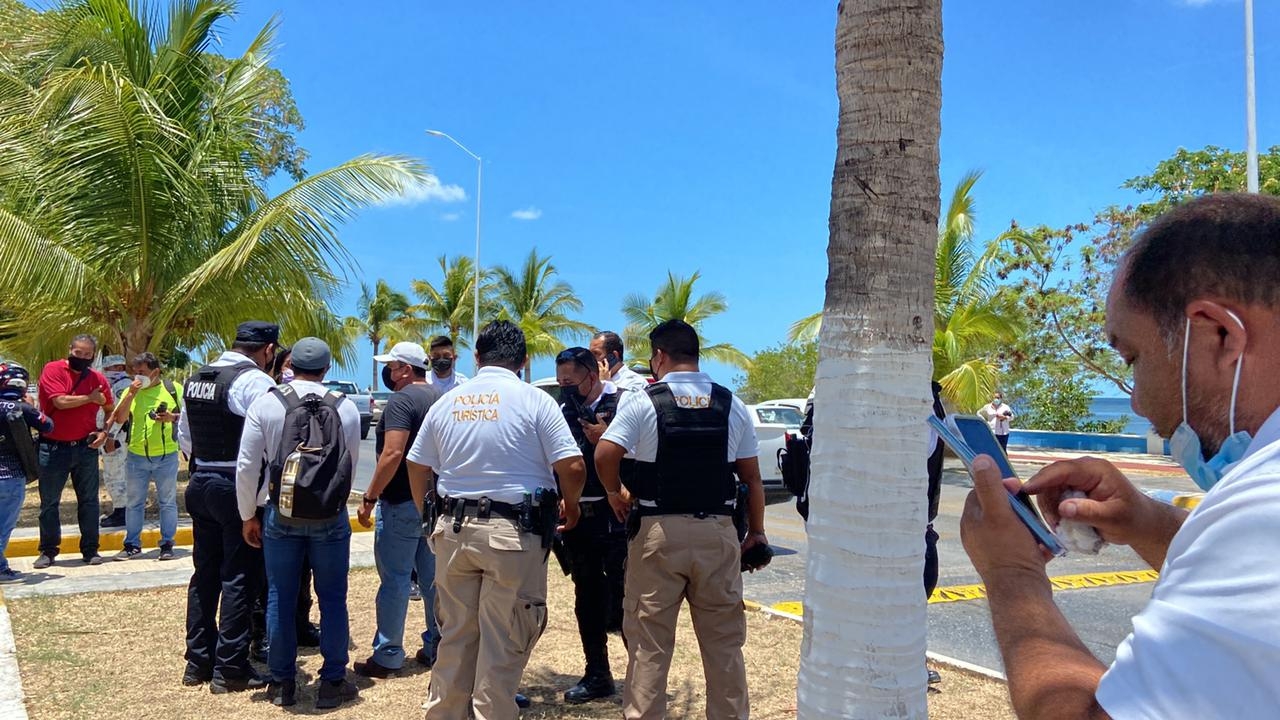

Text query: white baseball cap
(373, 341), (428, 369)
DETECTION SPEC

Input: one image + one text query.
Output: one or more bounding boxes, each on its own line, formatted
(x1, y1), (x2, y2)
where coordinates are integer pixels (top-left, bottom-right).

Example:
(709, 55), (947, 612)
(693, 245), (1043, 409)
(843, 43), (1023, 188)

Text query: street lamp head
(425, 129), (445, 137)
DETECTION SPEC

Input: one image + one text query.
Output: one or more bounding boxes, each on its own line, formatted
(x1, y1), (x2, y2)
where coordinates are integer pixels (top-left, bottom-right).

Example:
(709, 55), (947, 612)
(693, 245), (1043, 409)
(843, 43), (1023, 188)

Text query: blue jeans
(371, 499), (437, 668)
(36, 440), (99, 557)
(0, 478), (25, 573)
(124, 452), (179, 549)
(262, 504), (351, 682)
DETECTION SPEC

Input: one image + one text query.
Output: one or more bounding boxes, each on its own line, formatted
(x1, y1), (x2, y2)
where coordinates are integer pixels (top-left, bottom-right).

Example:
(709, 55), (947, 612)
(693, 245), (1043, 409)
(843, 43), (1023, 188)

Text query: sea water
(1088, 396), (1149, 435)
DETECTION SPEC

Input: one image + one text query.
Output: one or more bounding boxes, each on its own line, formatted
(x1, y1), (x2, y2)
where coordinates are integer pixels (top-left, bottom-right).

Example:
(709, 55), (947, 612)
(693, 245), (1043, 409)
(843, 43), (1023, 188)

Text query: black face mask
(67, 355), (92, 372)
(381, 365), (400, 391)
(432, 357), (453, 374)
(559, 384), (585, 405)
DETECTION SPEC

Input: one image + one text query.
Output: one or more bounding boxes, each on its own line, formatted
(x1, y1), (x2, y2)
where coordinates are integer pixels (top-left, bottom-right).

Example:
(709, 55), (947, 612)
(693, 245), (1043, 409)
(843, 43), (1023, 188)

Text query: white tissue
(1057, 489), (1107, 555)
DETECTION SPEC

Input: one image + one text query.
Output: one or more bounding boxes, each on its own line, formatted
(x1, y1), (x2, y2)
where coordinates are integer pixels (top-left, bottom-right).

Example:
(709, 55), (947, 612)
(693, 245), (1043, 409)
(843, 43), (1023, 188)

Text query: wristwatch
(362, 495), (377, 506)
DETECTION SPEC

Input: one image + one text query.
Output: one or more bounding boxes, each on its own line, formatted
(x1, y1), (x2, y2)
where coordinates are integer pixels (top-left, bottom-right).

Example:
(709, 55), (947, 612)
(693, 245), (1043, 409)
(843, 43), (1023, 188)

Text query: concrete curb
(6, 515), (375, 558)
(743, 599), (1008, 682)
(0, 588), (30, 719)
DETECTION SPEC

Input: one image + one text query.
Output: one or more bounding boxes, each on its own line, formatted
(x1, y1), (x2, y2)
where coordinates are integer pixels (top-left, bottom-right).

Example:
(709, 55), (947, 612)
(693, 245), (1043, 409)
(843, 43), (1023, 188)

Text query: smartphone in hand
(928, 414), (1067, 557)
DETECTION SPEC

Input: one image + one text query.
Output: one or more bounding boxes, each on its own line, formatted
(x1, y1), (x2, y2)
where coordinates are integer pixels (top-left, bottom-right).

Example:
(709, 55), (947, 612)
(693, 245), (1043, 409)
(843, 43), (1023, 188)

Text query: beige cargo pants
(622, 514), (748, 720)
(424, 515), (548, 720)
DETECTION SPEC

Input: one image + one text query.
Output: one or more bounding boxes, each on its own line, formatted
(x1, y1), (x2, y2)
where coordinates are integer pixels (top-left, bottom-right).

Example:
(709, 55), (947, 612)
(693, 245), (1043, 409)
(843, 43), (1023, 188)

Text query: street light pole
(1246, 0), (1259, 193)
(426, 129), (484, 354)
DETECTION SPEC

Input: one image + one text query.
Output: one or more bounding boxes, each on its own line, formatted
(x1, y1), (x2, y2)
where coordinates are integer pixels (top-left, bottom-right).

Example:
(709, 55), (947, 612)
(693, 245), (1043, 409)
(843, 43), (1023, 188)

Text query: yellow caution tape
(771, 601), (804, 616)
(762, 569), (1161, 615)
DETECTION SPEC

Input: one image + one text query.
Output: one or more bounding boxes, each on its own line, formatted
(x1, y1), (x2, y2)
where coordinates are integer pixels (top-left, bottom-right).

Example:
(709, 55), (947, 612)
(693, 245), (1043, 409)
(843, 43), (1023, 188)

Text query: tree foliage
(733, 340), (816, 405)
(0, 0), (425, 367)
(494, 249), (593, 379)
(411, 254), (498, 350)
(622, 271), (750, 369)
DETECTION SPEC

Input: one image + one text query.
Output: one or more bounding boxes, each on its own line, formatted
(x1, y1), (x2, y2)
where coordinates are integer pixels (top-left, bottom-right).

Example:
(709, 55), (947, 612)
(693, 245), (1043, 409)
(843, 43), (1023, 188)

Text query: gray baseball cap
(290, 337), (331, 372)
(101, 355), (127, 368)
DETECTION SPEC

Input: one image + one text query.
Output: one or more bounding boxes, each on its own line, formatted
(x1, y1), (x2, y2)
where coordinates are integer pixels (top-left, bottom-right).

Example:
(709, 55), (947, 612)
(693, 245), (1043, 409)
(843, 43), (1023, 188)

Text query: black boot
(564, 673), (616, 704)
(100, 508), (126, 528)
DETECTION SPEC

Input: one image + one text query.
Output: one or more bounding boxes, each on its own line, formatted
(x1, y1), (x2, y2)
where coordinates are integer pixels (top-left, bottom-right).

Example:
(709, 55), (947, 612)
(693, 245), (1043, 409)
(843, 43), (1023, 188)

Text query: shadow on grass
(518, 665), (701, 719)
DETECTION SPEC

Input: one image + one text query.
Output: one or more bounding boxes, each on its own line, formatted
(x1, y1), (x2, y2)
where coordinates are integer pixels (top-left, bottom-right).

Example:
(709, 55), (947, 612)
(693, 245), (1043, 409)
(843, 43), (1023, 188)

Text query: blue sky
(200, 1), (1278, 387)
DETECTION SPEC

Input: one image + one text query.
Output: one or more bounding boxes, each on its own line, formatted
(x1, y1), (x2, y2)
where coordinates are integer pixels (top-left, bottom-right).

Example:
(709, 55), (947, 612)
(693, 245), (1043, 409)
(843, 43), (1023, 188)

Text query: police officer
(553, 346), (628, 703)
(177, 321), (279, 692)
(406, 320), (586, 720)
(595, 319), (768, 720)
(589, 330), (649, 392)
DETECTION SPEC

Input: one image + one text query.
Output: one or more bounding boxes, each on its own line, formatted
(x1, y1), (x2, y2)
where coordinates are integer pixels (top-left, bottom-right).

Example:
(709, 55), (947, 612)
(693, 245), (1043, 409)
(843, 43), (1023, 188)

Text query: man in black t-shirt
(354, 342), (443, 678)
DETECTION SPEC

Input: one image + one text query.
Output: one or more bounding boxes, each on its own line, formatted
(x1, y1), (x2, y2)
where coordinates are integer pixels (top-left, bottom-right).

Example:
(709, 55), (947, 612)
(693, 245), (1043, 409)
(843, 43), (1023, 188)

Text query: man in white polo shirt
(595, 319), (769, 720)
(960, 193), (1280, 719)
(589, 330), (649, 392)
(426, 335), (469, 393)
(407, 320), (586, 720)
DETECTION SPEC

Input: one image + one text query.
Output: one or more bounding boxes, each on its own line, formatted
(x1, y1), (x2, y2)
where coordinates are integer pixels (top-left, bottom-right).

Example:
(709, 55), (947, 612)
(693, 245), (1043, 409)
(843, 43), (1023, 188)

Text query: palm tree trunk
(371, 334), (381, 389)
(798, 2), (942, 718)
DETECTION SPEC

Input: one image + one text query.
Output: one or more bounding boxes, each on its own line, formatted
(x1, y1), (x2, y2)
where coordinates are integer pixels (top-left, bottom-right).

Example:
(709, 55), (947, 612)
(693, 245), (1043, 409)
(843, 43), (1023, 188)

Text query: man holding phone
(589, 330), (648, 392)
(960, 194), (1280, 718)
(110, 352), (182, 561)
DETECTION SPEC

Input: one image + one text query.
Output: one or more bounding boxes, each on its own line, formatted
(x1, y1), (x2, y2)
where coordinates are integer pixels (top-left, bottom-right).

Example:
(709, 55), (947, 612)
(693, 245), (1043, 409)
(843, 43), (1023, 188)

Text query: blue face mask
(1168, 314), (1251, 492)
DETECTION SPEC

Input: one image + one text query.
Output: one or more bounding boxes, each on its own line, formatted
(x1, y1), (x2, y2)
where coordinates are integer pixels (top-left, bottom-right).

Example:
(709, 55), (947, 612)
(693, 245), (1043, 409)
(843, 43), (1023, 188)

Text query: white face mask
(134, 374), (152, 389)
(1168, 312), (1252, 492)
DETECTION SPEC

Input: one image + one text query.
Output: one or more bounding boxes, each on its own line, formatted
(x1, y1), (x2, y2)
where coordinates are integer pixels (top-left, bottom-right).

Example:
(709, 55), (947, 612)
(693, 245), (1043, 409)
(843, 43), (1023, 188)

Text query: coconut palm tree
(493, 249), (593, 380)
(345, 280), (423, 388)
(798, 2), (942, 718)
(0, 0), (427, 369)
(789, 170), (1024, 411)
(620, 270), (750, 369)
(410, 254), (496, 349)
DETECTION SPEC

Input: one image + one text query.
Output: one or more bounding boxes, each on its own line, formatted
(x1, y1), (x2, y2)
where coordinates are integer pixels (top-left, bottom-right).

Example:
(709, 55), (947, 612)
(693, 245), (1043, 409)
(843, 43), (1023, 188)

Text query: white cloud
(378, 175), (467, 207)
(441, 212), (462, 222)
(511, 206), (543, 221)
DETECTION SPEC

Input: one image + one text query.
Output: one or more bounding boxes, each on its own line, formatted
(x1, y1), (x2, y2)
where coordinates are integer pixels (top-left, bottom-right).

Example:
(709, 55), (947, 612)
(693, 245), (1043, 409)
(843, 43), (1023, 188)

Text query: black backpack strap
(162, 378), (181, 412)
(271, 383), (304, 409)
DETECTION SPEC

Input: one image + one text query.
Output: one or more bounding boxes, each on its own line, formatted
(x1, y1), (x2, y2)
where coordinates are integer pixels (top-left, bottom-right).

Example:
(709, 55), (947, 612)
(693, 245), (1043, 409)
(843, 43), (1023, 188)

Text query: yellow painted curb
(5, 514), (374, 558)
(765, 568), (1162, 615)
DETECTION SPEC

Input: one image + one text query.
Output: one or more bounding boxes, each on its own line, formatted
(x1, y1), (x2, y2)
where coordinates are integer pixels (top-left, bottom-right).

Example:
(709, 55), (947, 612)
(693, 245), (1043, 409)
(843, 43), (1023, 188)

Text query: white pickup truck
(322, 379), (374, 439)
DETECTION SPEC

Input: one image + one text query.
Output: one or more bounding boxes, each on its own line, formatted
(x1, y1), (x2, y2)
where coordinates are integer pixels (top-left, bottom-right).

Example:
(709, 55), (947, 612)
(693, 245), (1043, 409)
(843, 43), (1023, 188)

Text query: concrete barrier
(1009, 429), (1170, 455)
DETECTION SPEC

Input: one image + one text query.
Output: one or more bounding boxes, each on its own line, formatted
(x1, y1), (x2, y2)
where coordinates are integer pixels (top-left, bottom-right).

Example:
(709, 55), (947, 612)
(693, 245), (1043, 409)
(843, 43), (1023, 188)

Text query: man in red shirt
(34, 334), (114, 567)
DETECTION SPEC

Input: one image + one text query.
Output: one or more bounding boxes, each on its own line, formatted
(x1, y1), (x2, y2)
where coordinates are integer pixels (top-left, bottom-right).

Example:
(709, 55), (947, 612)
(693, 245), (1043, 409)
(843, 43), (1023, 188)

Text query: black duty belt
(41, 436), (95, 447)
(440, 496), (522, 524)
(578, 499), (610, 518)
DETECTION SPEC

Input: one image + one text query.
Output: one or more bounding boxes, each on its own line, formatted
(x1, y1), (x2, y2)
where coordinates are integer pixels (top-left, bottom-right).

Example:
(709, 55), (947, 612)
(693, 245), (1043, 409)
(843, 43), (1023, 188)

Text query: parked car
(370, 391), (393, 426)
(756, 397), (809, 416)
(321, 380), (374, 439)
(746, 404), (805, 490)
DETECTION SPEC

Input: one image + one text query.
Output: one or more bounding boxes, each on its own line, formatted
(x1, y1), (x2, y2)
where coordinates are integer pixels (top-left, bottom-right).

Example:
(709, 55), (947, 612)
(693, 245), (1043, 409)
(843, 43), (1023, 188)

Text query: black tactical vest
(564, 389), (623, 498)
(183, 361), (259, 463)
(631, 383), (737, 516)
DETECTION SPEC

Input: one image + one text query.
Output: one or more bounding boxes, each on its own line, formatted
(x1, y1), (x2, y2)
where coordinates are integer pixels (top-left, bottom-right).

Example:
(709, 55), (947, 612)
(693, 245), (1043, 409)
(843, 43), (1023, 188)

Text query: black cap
(235, 321), (280, 344)
(290, 337), (332, 372)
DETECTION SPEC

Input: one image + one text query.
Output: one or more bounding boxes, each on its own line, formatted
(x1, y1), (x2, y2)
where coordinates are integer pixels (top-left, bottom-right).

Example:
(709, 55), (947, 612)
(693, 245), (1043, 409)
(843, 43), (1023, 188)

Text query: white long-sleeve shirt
(176, 351), (276, 468)
(235, 379), (362, 521)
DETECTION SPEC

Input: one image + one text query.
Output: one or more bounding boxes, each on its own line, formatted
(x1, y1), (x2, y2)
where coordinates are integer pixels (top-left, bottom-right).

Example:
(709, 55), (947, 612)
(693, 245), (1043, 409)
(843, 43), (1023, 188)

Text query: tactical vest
(565, 389), (623, 498)
(183, 361), (259, 463)
(631, 383), (737, 516)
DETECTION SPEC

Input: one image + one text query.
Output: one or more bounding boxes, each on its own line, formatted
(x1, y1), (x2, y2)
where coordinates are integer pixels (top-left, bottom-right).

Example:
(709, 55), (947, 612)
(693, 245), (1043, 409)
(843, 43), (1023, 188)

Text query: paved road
(743, 456), (1199, 673)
